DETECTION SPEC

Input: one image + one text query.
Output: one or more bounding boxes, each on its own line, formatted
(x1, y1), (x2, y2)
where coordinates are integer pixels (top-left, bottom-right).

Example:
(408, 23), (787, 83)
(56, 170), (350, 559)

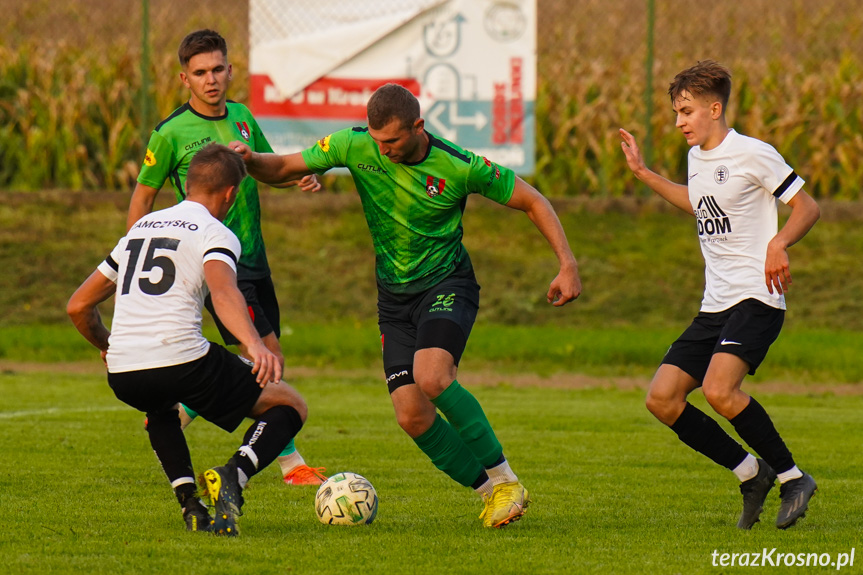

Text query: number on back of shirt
(121, 237), (179, 296)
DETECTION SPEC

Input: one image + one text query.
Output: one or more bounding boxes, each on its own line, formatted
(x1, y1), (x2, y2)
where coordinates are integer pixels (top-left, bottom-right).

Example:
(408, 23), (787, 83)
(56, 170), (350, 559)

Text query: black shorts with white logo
(661, 298), (785, 383)
(107, 343), (263, 432)
(204, 275), (281, 345)
(378, 268), (480, 392)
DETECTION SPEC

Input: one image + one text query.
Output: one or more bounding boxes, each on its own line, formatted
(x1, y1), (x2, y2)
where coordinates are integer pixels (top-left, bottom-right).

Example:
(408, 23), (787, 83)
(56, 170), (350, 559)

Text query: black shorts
(107, 343), (263, 432)
(378, 270), (480, 392)
(662, 298), (785, 383)
(204, 275), (281, 346)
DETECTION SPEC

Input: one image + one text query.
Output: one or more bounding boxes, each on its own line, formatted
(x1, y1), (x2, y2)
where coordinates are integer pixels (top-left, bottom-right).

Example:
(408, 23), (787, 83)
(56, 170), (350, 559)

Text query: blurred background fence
(1, 0), (862, 198)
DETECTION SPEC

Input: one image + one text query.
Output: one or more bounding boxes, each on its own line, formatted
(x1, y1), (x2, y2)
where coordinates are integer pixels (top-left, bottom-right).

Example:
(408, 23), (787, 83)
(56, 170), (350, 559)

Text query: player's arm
(765, 189), (820, 295)
(619, 128), (693, 214)
(204, 259), (282, 386)
(67, 270), (117, 357)
(267, 174), (322, 192)
(229, 141), (315, 186)
(505, 177), (582, 306)
(127, 182), (161, 231)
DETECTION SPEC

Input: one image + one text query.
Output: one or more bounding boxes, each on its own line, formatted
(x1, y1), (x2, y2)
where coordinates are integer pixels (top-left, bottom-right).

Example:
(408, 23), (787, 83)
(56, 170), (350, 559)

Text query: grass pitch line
(0, 405), (128, 419)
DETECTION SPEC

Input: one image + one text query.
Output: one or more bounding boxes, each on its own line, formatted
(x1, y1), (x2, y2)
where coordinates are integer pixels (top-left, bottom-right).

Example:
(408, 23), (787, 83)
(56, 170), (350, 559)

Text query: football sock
(485, 456), (518, 485)
(413, 413), (486, 488)
(229, 405), (304, 486)
(670, 402), (749, 470)
(145, 407), (195, 485)
(733, 453), (759, 482)
(729, 397), (796, 474)
(474, 476), (494, 498)
(777, 465), (804, 483)
(431, 380), (503, 468)
(277, 442), (305, 475)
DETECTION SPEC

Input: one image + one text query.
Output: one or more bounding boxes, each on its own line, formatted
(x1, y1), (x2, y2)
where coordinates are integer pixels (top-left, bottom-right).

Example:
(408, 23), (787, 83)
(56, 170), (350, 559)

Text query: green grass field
(2, 364), (861, 574)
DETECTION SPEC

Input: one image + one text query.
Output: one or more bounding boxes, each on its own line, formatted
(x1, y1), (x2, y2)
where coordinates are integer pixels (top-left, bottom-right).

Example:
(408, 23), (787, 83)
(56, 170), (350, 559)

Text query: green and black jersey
(137, 101), (273, 280)
(302, 128), (516, 294)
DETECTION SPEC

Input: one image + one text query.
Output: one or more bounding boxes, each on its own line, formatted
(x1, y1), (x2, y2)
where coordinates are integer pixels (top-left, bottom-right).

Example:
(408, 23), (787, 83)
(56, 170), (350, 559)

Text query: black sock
(146, 407), (195, 484)
(470, 471), (490, 490)
(229, 405), (303, 481)
(729, 397), (795, 474)
(670, 403), (749, 470)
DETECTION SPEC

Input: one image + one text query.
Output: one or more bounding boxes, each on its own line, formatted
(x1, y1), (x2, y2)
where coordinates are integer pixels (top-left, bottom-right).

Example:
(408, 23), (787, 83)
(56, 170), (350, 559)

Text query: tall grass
(1, 0), (863, 196)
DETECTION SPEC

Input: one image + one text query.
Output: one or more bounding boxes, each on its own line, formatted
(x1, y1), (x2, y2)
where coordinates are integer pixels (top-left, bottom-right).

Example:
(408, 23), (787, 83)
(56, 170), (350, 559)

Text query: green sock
(413, 414), (484, 487)
(279, 438), (297, 458)
(431, 380), (503, 468)
(181, 404), (198, 419)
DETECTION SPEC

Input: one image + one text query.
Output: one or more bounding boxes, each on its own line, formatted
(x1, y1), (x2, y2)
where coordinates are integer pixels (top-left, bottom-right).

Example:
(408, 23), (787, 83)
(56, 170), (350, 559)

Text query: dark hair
(186, 143), (246, 194)
(668, 60), (732, 111)
(366, 83), (420, 130)
(178, 29), (228, 67)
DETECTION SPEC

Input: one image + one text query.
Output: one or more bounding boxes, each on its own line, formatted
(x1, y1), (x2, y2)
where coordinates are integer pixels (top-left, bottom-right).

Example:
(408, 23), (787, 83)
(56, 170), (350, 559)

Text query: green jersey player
(232, 83), (582, 528)
(128, 29), (324, 486)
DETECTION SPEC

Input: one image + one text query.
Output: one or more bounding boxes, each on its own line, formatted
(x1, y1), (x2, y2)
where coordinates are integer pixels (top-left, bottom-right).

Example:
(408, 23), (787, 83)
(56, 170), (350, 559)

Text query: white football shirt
(97, 201), (241, 372)
(687, 129), (804, 312)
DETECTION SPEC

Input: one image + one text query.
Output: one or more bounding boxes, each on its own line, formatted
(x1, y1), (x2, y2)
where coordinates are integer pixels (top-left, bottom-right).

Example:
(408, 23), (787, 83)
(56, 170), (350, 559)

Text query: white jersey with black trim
(687, 129), (804, 312)
(97, 201), (241, 373)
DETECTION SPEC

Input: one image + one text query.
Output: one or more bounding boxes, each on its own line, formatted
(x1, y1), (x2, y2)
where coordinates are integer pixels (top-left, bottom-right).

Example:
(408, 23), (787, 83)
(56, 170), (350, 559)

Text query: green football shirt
(137, 101), (273, 280)
(302, 128), (516, 294)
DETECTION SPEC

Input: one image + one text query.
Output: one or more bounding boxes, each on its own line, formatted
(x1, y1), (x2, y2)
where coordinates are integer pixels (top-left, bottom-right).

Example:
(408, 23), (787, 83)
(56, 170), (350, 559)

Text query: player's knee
(413, 369), (452, 399)
(395, 408), (435, 438)
(645, 391), (679, 423)
(702, 383), (733, 413)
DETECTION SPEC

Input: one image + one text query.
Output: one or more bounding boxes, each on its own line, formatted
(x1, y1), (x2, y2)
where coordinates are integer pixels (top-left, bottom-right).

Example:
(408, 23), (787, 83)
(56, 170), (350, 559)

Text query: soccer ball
(314, 472), (378, 525)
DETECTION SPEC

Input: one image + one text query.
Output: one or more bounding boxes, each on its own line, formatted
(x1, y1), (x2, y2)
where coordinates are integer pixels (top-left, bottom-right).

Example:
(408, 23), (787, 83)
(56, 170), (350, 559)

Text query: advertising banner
(249, 0), (536, 173)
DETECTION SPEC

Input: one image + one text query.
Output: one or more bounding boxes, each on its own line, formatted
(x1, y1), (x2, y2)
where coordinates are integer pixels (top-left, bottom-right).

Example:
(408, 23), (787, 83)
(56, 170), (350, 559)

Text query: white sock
(777, 465), (803, 484)
(237, 468), (249, 489)
(733, 454), (759, 482)
(486, 458), (518, 485)
(277, 451), (306, 475)
(475, 477), (494, 499)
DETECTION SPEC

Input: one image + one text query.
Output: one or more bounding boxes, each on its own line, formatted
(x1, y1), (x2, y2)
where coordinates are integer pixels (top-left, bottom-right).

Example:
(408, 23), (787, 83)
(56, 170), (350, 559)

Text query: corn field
(1, 0), (862, 197)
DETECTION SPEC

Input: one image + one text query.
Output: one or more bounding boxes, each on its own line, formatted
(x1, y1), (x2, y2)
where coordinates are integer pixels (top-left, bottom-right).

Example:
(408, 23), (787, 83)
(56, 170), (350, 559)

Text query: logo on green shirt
(425, 176), (446, 198)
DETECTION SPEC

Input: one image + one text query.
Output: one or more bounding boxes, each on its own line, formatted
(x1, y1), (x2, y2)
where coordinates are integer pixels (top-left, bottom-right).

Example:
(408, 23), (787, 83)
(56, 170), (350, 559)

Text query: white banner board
(250, 0), (536, 173)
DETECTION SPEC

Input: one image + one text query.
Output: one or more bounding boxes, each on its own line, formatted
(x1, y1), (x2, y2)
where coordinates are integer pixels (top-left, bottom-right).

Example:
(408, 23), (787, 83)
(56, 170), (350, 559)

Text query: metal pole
(644, 0), (655, 173)
(140, 0), (151, 147)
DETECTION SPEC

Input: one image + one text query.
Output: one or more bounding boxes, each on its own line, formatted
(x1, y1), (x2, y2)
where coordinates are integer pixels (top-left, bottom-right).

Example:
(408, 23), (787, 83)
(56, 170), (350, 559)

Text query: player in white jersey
(67, 144), (309, 536)
(619, 61), (821, 529)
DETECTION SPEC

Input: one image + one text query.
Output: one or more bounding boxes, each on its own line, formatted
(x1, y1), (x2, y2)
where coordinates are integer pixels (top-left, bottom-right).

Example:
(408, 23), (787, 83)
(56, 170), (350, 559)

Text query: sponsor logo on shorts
(429, 293), (456, 312)
(386, 370), (408, 384)
(720, 339), (743, 346)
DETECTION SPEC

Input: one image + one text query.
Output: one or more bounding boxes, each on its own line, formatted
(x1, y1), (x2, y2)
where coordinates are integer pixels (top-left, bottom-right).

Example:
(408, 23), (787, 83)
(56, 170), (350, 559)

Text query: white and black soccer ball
(314, 472), (378, 525)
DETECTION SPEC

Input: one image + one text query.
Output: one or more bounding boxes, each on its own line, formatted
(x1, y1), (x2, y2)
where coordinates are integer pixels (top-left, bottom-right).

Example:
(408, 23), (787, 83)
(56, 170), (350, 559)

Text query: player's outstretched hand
(247, 341), (283, 387)
(547, 264), (582, 307)
(619, 128), (646, 175)
(298, 174), (321, 193)
(765, 241), (792, 295)
(229, 140), (253, 162)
